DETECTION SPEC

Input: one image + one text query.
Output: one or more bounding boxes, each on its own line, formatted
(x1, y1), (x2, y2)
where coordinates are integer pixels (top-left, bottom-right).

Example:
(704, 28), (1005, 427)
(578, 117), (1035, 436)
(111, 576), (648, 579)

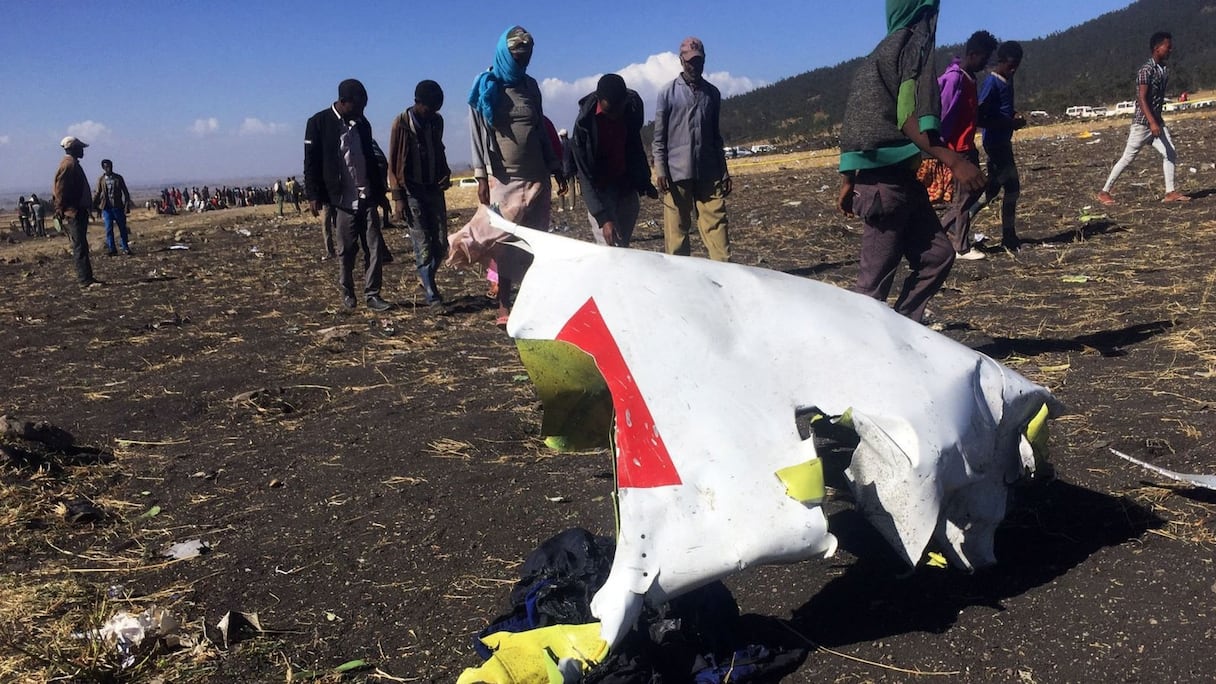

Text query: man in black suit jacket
(304, 79), (392, 311)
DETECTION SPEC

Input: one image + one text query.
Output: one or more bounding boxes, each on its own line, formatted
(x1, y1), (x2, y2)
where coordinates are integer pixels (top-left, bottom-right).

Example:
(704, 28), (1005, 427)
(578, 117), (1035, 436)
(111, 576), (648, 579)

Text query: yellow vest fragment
(775, 458), (825, 505)
(457, 622), (608, 684)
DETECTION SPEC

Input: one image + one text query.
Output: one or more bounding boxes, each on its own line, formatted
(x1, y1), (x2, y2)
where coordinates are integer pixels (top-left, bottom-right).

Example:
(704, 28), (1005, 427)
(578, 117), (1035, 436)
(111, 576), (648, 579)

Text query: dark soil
(2, 113), (1215, 683)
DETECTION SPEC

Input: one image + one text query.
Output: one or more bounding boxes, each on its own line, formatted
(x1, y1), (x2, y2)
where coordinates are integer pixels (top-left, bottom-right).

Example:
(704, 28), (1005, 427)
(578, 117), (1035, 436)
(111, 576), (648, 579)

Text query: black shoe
(121, 247), (133, 256)
(365, 295), (392, 312)
(106, 249), (117, 257)
(341, 295), (357, 310)
(80, 279), (103, 288)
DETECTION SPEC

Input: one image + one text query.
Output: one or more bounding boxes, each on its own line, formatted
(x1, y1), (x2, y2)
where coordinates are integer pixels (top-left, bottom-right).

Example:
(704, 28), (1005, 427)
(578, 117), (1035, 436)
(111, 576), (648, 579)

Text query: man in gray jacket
(653, 36), (731, 261)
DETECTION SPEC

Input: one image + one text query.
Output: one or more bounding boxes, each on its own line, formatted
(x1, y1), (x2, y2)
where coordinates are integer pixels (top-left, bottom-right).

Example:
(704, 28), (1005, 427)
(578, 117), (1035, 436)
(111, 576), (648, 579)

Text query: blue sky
(0, 0), (1136, 193)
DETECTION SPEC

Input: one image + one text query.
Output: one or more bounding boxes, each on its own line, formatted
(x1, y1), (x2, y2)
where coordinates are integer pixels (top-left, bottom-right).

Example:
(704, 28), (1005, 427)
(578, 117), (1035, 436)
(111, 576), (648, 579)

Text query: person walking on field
(93, 159), (134, 256)
(837, 0), (984, 324)
(390, 79), (452, 307)
(653, 36), (732, 261)
(1097, 31), (1191, 205)
(937, 30), (998, 261)
(570, 73), (659, 248)
(52, 136), (99, 286)
(304, 78), (393, 312)
(972, 41), (1027, 251)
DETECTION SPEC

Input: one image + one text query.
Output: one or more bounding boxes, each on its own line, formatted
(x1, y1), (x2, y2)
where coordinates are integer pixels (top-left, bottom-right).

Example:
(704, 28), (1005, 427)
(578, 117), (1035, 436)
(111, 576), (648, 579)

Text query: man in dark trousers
(93, 159), (134, 255)
(836, 0), (984, 324)
(389, 79), (451, 306)
(304, 79), (392, 312)
(569, 73), (659, 248)
(52, 136), (98, 286)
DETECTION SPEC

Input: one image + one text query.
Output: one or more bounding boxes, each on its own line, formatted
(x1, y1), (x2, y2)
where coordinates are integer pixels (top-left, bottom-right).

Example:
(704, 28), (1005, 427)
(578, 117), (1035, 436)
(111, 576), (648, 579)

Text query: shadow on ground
(777, 478), (1162, 649)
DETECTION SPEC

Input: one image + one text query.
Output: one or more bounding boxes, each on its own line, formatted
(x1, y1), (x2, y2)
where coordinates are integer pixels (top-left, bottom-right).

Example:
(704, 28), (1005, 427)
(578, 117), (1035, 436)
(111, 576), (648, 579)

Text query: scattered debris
(80, 606), (181, 669)
(1111, 448), (1216, 490)
(1, 414), (75, 450)
(215, 610), (262, 649)
(161, 539), (210, 561)
(236, 228), (252, 237)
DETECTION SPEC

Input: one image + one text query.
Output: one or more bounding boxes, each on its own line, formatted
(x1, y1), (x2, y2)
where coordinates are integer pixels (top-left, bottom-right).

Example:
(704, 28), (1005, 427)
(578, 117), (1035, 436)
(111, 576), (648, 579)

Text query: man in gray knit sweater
(836, 0), (984, 324)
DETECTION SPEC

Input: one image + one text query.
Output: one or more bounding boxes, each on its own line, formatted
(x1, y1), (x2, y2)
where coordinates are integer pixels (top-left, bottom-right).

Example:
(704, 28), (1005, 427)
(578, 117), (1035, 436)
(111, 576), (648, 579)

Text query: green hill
(713, 0), (1216, 147)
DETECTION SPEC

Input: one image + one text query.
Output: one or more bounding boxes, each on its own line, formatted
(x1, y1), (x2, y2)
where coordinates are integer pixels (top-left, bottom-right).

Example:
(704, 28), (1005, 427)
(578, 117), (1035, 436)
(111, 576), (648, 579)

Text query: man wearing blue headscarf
(836, 0), (985, 324)
(467, 25), (566, 325)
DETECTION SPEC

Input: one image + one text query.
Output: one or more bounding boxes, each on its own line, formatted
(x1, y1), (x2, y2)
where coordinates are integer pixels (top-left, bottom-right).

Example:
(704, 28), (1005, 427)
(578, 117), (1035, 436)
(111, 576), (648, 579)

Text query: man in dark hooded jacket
(569, 73), (658, 248)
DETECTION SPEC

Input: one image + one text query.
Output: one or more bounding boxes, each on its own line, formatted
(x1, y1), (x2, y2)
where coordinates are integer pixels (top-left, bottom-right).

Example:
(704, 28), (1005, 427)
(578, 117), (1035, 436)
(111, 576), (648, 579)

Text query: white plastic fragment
(84, 606), (179, 669)
(162, 539), (210, 560)
(480, 208), (1059, 648)
(1111, 448), (1216, 490)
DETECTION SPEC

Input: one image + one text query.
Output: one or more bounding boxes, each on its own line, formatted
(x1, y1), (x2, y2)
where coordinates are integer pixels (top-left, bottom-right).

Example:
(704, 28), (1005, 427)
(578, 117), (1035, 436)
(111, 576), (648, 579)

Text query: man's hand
(657, 176), (670, 194)
(476, 178), (490, 206)
(1150, 120), (1163, 138)
(641, 182), (659, 200)
(720, 177), (733, 197)
(309, 200), (322, 217)
(601, 220), (617, 247)
(948, 157), (986, 194)
(837, 174), (856, 217)
(555, 174), (568, 196)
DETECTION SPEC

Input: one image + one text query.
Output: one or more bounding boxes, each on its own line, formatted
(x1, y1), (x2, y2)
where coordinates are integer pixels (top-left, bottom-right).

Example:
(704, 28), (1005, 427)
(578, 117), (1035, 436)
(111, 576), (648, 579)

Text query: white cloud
(0, 135), (9, 145)
(239, 118), (287, 136)
(538, 51), (766, 132)
(66, 120), (111, 144)
(189, 117), (220, 136)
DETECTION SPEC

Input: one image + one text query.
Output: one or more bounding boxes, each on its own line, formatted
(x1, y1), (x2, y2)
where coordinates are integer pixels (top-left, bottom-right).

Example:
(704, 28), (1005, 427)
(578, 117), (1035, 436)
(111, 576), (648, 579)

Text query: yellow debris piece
(926, 552), (948, 568)
(457, 622), (608, 684)
(1025, 402), (1050, 459)
(776, 458), (825, 505)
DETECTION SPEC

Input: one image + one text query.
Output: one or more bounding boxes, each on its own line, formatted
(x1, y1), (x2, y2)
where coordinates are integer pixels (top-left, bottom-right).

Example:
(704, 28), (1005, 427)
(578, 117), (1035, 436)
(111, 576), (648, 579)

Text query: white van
(1114, 100), (1135, 115)
(1066, 105), (1093, 118)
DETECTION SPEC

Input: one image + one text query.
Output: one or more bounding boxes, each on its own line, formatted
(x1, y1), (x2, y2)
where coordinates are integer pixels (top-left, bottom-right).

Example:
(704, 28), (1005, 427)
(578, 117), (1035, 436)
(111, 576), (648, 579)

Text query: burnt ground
(2, 113), (1215, 683)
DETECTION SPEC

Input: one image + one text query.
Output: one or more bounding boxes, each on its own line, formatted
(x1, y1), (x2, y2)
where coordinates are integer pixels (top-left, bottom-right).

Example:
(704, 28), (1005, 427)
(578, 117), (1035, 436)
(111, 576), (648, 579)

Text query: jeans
(1102, 123), (1177, 193)
(102, 207), (130, 252)
(407, 186), (449, 303)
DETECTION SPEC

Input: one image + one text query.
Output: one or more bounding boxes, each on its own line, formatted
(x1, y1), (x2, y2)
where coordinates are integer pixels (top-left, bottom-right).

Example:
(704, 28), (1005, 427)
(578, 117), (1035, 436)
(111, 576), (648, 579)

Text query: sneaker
(121, 247), (133, 256)
(341, 295), (357, 311)
(105, 249), (117, 257)
(955, 250), (986, 261)
(365, 295), (392, 312)
(80, 279), (103, 288)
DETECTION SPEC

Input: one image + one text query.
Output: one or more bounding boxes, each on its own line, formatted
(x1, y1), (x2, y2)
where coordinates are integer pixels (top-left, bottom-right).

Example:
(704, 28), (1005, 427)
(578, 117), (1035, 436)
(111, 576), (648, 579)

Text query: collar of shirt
(331, 104), (359, 128)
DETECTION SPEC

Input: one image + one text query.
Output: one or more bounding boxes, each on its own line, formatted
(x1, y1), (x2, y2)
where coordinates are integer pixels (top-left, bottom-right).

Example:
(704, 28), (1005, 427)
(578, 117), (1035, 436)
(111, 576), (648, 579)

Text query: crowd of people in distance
(36, 1), (1193, 323)
(149, 183), (297, 215)
(15, 194), (47, 237)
